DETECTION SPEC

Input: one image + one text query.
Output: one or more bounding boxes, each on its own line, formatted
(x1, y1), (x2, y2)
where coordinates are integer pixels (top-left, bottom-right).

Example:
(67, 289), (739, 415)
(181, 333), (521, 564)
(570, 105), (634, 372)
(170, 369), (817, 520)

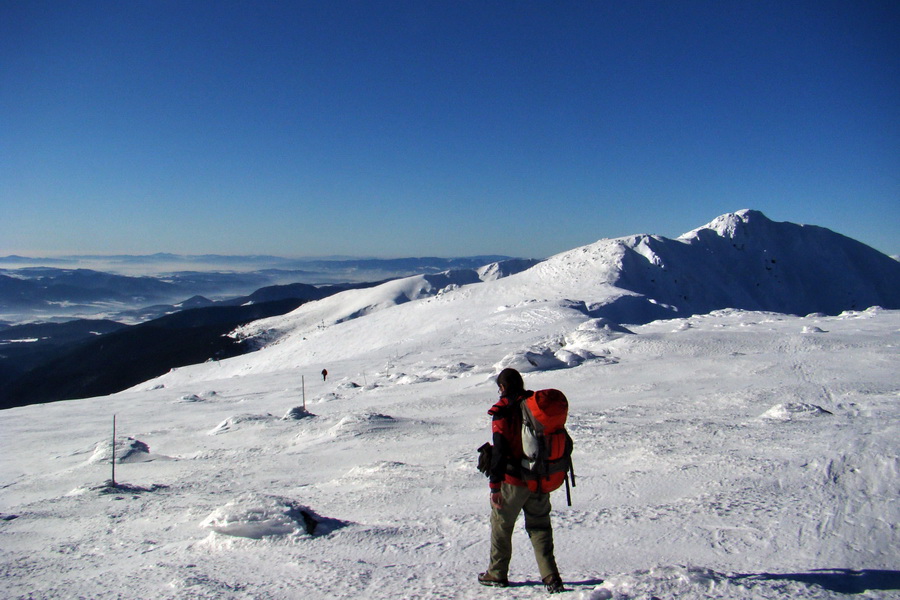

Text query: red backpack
(519, 389), (576, 504)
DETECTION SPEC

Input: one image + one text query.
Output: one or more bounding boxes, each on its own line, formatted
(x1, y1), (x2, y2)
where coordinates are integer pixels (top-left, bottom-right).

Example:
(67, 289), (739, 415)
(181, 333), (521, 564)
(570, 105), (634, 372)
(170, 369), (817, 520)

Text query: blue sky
(2, 0), (897, 259)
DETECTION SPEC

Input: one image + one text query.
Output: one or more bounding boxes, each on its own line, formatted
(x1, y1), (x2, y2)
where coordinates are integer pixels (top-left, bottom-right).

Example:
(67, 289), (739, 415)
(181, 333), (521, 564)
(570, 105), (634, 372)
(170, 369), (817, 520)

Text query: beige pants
(486, 482), (559, 580)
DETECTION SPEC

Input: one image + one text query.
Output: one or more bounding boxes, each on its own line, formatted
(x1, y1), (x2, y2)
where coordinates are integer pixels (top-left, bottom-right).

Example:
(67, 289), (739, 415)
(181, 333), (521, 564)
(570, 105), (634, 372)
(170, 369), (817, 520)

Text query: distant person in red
(321, 369), (328, 382)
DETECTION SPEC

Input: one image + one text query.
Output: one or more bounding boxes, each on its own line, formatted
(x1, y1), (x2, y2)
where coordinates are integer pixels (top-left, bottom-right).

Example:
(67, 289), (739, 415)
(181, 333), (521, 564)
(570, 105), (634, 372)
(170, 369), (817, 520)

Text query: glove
(477, 443), (492, 476)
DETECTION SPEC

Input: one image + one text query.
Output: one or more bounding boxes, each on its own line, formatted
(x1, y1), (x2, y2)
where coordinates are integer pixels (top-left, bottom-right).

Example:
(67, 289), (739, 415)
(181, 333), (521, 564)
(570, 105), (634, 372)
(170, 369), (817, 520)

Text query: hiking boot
(478, 572), (509, 588)
(542, 573), (565, 594)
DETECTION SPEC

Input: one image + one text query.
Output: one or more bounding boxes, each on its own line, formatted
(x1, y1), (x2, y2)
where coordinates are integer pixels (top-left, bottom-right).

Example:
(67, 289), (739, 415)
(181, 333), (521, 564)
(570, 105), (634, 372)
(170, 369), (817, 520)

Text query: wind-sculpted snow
(200, 493), (341, 539)
(760, 402), (834, 421)
(86, 436), (156, 464)
(282, 405), (314, 420)
(208, 413), (278, 435)
(327, 412), (399, 438)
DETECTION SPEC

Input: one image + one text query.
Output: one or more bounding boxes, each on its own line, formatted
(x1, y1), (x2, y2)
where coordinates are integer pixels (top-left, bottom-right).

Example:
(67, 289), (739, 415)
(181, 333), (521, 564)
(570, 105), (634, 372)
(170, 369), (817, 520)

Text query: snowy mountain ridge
(146, 209), (899, 389)
(260, 208), (899, 338)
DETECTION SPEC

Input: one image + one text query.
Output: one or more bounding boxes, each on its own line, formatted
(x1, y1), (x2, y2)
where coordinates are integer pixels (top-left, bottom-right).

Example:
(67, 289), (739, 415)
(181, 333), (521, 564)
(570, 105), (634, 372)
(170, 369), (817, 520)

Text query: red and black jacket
(488, 389), (570, 494)
(487, 390), (531, 493)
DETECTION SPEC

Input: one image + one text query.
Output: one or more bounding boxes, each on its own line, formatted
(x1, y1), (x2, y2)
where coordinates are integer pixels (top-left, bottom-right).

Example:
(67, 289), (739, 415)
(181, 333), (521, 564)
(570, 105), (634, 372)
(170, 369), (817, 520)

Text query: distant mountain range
(0, 258), (532, 409)
(0, 253), (514, 268)
(0, 299), (307, 408)
(0, 255), (514, 325)
(0, 278), (393, 397)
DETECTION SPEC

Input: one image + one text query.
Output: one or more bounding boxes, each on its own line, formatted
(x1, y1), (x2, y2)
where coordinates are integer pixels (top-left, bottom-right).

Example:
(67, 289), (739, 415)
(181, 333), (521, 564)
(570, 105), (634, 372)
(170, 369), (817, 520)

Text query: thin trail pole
(111, 415), (117, 486)
(302, 375), (306, 411)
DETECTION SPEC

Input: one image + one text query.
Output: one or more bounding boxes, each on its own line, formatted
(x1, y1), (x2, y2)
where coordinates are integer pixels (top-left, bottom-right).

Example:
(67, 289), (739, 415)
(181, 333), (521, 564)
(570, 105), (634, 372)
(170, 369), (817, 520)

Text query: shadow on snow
(734, 569), (900, 595)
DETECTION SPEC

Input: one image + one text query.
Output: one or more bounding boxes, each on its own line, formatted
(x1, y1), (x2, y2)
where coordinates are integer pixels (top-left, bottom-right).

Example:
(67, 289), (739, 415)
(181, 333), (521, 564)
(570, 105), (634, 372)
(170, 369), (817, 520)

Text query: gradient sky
(2, 0), (898, 259)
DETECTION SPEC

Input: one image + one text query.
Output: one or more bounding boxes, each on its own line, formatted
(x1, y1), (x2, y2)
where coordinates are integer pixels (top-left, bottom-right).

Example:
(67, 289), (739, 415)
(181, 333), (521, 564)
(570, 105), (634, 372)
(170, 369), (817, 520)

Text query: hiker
(479, 367), (565, 593)
(321, 369), (328, 382)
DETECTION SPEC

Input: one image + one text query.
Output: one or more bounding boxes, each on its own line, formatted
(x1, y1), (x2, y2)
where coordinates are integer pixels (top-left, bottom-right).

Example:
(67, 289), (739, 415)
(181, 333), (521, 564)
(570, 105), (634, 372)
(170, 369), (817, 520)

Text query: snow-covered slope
(148, 209), (899, 387)
(525, 208), (900, 322)
(229, 257), (541, 350)
(2, 308), (898, 600)
(1, 210), (899, 600)
(671, 209), (900, 315)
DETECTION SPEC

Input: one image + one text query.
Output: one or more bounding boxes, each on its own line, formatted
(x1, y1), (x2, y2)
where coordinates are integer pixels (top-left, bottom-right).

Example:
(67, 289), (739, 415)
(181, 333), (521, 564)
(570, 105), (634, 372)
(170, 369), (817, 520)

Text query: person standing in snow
(479, 367), (565, 593)
(321, 368), (328, 382)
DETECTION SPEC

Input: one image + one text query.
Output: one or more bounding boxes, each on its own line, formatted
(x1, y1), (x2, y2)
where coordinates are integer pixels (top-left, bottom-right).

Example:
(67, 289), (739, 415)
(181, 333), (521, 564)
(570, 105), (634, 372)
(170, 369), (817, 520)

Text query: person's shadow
(732, 569), (900, 594)
(519, 571), (900, 595)
(513, 578), (606, 589)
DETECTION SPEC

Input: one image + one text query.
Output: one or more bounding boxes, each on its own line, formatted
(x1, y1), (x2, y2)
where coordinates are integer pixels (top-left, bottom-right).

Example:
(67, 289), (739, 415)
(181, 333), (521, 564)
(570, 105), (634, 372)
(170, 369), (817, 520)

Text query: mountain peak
(680, 209), (773, 242)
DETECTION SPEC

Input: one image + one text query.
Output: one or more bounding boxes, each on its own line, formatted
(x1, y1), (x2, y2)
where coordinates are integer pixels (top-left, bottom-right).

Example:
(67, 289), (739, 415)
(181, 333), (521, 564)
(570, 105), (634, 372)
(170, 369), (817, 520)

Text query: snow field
(1, 307), (898, 599)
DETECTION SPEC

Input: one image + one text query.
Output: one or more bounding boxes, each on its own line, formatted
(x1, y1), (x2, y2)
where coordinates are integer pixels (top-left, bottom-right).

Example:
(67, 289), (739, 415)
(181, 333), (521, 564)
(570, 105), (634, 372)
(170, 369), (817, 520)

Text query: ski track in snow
(2, 303), (899, 599)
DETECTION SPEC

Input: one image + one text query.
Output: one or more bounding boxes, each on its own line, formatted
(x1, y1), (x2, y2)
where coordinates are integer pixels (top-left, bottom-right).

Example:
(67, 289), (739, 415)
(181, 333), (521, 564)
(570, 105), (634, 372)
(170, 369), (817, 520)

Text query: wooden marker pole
(111, 415), (117, 486)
